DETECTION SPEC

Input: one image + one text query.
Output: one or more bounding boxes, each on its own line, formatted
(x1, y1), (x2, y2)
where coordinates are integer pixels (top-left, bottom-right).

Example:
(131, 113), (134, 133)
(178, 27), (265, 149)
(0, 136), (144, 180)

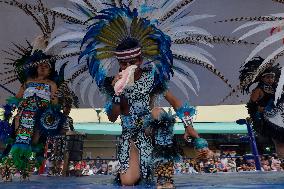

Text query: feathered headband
(115, 47), (142, 61)
(0, 0), (80, 107)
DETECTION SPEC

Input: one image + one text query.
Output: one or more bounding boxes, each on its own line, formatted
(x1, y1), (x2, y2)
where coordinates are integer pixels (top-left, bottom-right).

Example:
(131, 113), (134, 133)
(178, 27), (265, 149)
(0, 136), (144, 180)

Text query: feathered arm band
(193, 138), (209, 150)
(175, 102), (196, 128)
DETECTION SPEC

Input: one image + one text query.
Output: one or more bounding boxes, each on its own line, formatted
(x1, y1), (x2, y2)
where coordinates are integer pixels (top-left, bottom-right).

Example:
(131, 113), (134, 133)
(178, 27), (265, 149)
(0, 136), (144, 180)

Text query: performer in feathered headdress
(239, 57), (284, 157)
(217, 0), (284, 157)
(72, 2), (216, 187)
(0, 0), (79, 180)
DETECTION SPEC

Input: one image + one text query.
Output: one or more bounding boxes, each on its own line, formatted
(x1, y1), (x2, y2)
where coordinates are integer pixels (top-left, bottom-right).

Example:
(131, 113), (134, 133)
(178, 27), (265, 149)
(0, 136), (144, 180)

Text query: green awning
(74, 122), (247, 135)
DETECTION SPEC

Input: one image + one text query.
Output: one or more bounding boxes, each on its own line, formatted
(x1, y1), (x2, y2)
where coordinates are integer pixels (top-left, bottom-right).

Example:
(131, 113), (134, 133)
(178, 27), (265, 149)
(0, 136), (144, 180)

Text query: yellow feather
(117, 16), (128, 33)
(142, 45), (159, 51)
(100, 30), (120, 44)
(96, 52), (114, 60)
(141, 39), (157, 46)
(136, 27), (153, 42)
(144, 49), (160, 56)
(112, 16), (127, 37)
(131, 18), (144, 38)
(108, 23), (124, 38)
(102, 26), (123, 41)
(96, 46), (115, 52)
(96, 36), (117, 46)
(130, 17), (139, 37)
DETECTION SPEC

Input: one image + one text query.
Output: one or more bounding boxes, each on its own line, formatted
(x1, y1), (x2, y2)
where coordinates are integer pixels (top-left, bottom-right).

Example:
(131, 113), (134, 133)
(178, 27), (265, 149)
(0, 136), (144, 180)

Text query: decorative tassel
(175, 102), (196, 120)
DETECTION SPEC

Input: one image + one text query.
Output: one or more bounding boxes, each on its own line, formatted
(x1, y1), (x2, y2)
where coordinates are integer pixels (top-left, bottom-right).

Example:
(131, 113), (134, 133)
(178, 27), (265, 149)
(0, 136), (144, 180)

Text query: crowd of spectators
(66, 156), (120, 176)
(175, 153), (284, 174)
(43, 153), (284, 176)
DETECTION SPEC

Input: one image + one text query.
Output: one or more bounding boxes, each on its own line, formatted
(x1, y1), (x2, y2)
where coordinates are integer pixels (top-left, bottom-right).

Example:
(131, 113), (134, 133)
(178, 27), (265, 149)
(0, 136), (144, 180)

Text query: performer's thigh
(120, 140), (140, 186)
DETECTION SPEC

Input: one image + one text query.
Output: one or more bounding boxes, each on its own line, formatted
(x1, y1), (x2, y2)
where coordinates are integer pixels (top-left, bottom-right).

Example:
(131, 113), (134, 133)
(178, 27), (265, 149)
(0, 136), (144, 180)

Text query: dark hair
(27, 50), (57, 80)
(116, 38), (140, 51)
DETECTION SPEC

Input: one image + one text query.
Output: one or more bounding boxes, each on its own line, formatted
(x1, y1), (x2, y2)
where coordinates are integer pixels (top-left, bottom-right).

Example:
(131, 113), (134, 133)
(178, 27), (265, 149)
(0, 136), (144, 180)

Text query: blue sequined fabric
(117, 71), (154, 179)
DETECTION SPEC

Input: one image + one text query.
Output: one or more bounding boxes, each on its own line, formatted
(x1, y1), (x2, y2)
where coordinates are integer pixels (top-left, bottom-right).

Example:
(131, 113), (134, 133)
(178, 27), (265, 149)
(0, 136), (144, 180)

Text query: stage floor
(1, 172), (284, 189)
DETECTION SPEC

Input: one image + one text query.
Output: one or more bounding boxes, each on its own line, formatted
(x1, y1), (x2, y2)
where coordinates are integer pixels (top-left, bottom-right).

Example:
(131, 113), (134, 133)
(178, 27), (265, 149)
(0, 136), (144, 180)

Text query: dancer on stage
(0, 44), (62, 180)
(239, 57), (284, 157)
(103, 38), (209, 187)
(217, 0), (284, 158)
(0, 1), (77, 180)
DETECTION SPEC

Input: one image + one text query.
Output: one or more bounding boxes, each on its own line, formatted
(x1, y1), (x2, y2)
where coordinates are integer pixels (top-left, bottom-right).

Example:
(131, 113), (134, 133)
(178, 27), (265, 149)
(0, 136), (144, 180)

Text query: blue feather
(81, 22), (105, 46)
(175, 102), (196, 120)
(79, 40), (98, 61)
(139, 4), (156, 15)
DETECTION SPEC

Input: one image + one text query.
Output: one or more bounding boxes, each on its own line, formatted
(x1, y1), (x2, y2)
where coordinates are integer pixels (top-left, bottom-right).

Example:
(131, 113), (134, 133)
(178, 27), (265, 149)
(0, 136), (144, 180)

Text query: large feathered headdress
(0, 0), (57, 84)
(79, 6), (173, 90)
(0, 0), (79, 107)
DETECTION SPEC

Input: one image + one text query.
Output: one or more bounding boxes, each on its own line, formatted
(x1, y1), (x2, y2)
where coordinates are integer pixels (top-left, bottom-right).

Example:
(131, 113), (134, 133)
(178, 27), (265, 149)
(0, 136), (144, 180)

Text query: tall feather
(215, 16), (284, 23)
(159, 0), (194, 22)
(173, 54), (234, 90)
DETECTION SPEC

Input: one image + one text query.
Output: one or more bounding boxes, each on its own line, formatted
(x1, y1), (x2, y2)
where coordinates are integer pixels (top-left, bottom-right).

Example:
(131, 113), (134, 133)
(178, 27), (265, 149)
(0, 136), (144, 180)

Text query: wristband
(182, 112), (193, 128)
(193, 138), (208, 150)
(112, 95), (121, 104)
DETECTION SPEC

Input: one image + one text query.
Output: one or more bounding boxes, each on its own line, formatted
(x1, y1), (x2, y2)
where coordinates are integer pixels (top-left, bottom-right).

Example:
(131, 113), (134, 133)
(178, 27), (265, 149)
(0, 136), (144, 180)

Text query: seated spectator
(271, 154), (282, 171)
(216, 158), (226, 172)
(95, 159), (102, 174)
(207, 159), (217, 173)
(188, 163), (198, 174)
(175, 162), (182, 174)
(101, 160), (108, 175)
(227, 158), (237, 172)
(108, 156), (119, 175)
(203, 162), (210, 173)
(261, 156), (271, 171)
